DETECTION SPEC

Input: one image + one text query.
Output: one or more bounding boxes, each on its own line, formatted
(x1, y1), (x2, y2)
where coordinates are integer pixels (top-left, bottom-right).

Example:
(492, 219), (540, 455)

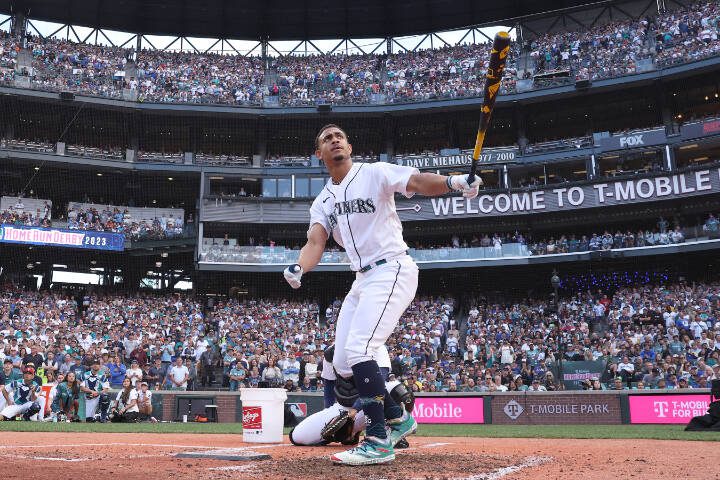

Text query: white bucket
(239, 388), (288, 443)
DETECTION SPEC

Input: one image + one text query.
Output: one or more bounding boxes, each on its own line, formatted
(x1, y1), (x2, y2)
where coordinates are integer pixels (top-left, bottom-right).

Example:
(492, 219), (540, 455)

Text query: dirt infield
(2, 432), (718, 480)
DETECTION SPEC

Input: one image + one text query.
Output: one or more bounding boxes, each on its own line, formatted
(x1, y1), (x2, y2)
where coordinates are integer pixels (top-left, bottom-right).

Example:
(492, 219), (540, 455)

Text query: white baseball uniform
(309, 162), (419, 377)
(291, 347), (395, 446)
(1, 380), (40, 419)
(82, 371), (109, 418)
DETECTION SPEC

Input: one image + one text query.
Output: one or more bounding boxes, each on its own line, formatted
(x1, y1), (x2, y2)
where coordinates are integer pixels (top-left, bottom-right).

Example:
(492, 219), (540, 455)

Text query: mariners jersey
(6, 379), (40, 404)
(82, 371), (109, 397)
(309, 162), (418, 271)
(55, 382), (75, 399)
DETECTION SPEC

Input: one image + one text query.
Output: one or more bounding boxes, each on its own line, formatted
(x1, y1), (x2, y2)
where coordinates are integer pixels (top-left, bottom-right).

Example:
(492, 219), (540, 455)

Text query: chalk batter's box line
(176, 452), (272, 461)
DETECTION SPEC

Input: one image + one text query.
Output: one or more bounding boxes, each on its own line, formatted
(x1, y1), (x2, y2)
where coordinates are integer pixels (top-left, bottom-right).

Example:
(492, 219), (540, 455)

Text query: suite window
(263, 178), (277, 197)
(310, 177), (326, 196)
(277, 178), (292, 198)
(295, 178), (310, 198)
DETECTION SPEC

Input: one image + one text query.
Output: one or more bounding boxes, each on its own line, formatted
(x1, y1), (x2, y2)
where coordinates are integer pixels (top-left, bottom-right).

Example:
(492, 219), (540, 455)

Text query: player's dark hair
(120, 383), (132, 405)
(315, 124), (347, 149)
(64, 375), (81, 395)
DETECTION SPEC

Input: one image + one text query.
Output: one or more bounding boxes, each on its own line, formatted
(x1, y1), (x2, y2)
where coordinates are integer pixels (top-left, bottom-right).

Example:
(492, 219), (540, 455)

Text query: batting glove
(447, 174), (483, 199)
(283, 264), (303, 289)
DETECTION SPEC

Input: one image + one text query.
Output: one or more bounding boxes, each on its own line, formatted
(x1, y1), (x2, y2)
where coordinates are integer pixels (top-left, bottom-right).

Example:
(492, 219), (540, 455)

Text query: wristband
(446, 176), (456, 191)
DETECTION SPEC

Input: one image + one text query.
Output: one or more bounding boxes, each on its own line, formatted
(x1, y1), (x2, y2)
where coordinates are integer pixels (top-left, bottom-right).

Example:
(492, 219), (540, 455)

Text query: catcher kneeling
(289, 345), (415, 447)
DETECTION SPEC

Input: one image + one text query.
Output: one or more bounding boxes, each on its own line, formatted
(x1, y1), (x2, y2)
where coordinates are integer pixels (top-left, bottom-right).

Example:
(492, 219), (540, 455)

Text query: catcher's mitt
(320, 409), (356, 443)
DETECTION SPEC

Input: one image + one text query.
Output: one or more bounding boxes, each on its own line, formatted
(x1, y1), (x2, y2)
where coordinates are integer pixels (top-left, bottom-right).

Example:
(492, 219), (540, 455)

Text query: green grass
(416, 424), (720, 441)
(0, 421), (718, 440)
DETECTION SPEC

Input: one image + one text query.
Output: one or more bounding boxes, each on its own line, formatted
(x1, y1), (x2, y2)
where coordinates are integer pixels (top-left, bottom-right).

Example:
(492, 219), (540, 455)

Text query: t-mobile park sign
(396, 168), (720, 220)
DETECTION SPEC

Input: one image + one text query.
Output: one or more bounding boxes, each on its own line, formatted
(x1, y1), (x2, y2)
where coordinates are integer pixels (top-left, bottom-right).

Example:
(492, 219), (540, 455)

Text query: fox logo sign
(619, 134), (644, 147)
(242, 406), (263, 430)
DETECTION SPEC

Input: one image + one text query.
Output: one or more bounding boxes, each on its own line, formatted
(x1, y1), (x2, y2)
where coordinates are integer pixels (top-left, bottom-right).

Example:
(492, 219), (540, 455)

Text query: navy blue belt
(358, 259), (388, 273)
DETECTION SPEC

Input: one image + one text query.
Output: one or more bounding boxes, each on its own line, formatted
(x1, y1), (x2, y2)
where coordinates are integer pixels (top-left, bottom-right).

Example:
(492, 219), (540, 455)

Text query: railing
(195, 154), (251, 166)
(198, 243), (532, 264)
(197, 235), (720, 265)
(65, 144), (125, 160)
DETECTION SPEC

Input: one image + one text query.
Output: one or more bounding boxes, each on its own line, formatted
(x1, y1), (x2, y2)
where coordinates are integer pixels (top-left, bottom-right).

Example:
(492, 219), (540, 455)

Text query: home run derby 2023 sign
(0, 225), (124, 251)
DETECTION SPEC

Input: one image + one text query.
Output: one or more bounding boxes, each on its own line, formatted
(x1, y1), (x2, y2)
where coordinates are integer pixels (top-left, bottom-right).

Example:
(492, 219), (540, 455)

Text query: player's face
(316, 127), (352, 165)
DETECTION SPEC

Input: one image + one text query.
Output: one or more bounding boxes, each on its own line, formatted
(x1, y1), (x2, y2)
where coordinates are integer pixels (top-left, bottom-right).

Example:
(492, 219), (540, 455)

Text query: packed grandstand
(0, 0), (715, 105)
(0, 0), (719, 426)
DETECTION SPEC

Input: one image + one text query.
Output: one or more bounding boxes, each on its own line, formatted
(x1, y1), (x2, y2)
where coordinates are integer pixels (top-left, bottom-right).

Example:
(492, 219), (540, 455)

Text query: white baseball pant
(85, 395), (100, 418)
(290, 380), (399, 446)
(290, 403), (366, 446)
(1, 401), (36, 419)
(36, 395), (46, 421)
(322, 345), (391, 382)
(333, 255), (418, 378)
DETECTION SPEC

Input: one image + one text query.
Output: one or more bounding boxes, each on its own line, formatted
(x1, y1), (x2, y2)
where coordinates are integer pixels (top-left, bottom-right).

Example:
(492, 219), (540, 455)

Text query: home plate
(176, 448), (271, 461)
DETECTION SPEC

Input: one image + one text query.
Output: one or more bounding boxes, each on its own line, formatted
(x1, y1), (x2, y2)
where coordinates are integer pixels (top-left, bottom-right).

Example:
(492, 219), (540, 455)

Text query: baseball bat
(467, 31), (511, 185)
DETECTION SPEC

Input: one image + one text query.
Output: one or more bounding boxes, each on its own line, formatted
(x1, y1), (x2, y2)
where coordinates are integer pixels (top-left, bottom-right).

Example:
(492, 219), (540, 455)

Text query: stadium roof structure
(1, 0), (644, 41)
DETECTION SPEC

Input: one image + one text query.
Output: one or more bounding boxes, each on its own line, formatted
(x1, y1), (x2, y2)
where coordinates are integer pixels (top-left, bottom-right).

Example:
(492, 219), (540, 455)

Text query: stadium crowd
(1, 0), (716, 105)
(26, 35), (128, 98)
(1, 276), (719, 420)
(66, 205), (186, 241)
(407, 222), (689, 254)
(0, 31), (19, 73)
(0, 207), (52, 228)
(203, 214), (699, 263)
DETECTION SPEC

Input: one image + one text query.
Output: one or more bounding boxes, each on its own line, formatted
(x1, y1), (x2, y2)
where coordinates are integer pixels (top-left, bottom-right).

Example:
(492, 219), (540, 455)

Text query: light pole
(550, 270), (563, 389)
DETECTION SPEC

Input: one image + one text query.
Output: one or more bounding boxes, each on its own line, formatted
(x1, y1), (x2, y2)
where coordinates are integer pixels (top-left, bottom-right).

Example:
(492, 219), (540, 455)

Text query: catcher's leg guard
(22, 402), (41, 421)
(99, 393), (111, 421)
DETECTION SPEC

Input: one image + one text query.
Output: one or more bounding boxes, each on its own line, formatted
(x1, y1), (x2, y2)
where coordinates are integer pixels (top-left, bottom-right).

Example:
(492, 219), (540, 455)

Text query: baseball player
(0, 366), (41, 421)
(289, 345), (414, 447)
(81, 359), (111, 422)
(284, 124), (480, 465)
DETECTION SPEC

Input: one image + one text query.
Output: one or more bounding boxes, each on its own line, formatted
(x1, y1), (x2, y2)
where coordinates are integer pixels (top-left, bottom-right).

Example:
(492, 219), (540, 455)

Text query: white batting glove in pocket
(448, 174), (483, 199)
(283, 264), (303, 289)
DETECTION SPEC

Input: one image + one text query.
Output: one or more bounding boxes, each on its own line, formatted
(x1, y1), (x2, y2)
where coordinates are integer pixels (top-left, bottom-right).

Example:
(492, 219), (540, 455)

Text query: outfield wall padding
(146, 389), (712, 425)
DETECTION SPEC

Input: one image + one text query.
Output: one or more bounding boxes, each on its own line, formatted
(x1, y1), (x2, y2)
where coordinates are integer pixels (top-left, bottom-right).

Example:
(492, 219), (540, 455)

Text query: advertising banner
(598, 128), (667, 151)
(413, 397), (484, 424)
(492, 394), (621, 424)
(0, 225), (124, 251)
(681, 119), (720, 140)
(397, 148), (518, 169)
(396, 168), (720, 220)
(629, 394), (712, 424)
(202, 168), (720, 223)
(560, 360), (607, 390)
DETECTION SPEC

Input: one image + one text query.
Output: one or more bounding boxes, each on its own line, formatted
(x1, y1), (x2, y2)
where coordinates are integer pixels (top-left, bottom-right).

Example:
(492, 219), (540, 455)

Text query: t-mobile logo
(504, 400), (524, 420)
(653, 401), (669, 418)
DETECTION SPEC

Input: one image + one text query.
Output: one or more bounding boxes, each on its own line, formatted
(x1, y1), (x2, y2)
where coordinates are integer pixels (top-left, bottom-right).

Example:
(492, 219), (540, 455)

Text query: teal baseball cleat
(330, 436), (395, 465)
(387, 412), (417, 447)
